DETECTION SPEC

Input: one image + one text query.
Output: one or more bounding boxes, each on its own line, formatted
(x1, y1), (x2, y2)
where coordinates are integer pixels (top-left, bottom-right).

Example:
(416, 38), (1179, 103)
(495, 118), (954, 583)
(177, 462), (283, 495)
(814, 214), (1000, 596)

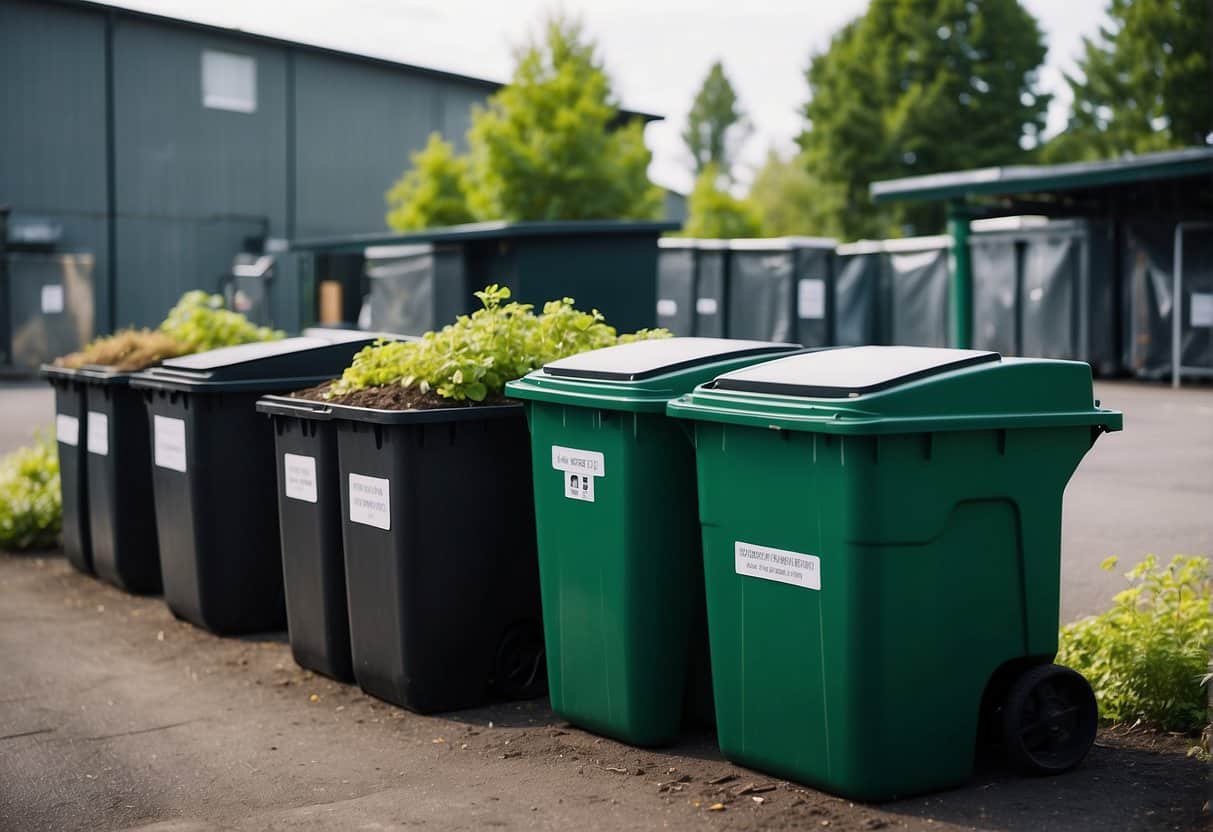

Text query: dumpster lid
(543, 338), (798, 382)
(729, 236), (837, 251)
(712, 346), (999, 398)
(130, 336), (376, 392)
(668, 346), (1123, 435)
(507, 338), (801, 414)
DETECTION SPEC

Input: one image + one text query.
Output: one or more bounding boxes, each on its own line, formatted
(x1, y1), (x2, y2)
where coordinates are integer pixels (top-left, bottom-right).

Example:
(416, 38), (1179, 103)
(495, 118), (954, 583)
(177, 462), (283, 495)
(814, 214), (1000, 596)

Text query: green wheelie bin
(505, 337), (800, 746)
(667, 346), (1122, 800)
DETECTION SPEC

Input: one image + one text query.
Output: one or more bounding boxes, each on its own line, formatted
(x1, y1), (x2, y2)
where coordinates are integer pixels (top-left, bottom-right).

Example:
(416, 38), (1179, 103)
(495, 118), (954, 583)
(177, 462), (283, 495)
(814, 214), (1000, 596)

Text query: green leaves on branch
(385, 133), (476, 231)
(385, 13), (662, 230)
(0, 433), (61, 552)
(329, 284), (669, 402)
(1058, 554), (1212, 733)
(682, 165), (761, 239)
(158, 291), (284, 353)
(683, 60), (749, 181)
(797, 0), (1049, 238)
(1044, 0), (1212, 162)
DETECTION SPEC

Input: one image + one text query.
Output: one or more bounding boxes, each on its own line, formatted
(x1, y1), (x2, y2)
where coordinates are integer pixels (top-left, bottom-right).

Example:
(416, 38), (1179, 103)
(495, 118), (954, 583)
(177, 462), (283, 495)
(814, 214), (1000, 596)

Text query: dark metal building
(0, 0), (661, 355)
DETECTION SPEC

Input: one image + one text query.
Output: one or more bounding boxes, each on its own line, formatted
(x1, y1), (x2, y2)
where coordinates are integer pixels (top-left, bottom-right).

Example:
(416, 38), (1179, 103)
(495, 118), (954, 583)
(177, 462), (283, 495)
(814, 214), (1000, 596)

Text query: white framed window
(202, 50), (257, 113)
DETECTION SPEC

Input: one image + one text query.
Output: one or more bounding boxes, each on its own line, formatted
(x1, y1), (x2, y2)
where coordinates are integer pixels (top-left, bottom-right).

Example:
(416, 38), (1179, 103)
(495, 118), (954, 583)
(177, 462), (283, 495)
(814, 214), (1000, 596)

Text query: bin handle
(263, 398), (335, 417)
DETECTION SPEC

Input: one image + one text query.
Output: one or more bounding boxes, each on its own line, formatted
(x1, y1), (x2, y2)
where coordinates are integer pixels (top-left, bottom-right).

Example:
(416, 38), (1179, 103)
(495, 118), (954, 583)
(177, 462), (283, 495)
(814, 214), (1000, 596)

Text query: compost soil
(1, 551), (1206, 832)
(291, 380), (511, 411)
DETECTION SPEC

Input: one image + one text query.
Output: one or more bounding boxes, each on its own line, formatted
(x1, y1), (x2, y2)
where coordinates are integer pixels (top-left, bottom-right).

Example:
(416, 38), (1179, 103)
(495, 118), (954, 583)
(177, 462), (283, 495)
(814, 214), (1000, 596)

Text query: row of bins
(46, 333), (1122, 801)
(658, 235), (955, 349)
(656, 238), (836, 345)
(42, 333), (376, 626)
(662, 219), (1213, 380)
(506, 340), (1119, 799)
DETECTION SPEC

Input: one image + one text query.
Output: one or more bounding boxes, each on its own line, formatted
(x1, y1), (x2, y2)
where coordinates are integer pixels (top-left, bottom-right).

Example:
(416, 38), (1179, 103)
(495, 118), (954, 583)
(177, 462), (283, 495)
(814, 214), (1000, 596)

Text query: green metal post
(947, 200), (972, 349)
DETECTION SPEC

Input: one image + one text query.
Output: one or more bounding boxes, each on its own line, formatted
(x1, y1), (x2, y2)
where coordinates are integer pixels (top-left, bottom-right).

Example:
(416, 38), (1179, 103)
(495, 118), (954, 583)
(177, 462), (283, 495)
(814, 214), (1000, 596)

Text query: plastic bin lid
(302, 327), (416, 343)
(667, 345), (1123, 435)
(712, 346), (998, 398)
(506, 337), (800, 414)
(544, 338), (797, 382)
(130, 336), (376, 393)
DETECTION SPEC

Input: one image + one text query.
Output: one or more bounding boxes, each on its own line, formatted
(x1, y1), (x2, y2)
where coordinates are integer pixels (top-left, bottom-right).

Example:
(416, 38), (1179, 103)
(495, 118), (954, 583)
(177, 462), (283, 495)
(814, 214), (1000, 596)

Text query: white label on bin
(349, 473), (390, 530)
(735, 541), (821, 591)
(797, 278), (825, 320)
(87, 411), (108, 456)
(551, 446), (604, 503)
(656, 298), (678, 318)
(1191, 292), (1213, 328)
(283, 453), (317, 503)
(55, 414), (79, 446)
(41, 284), (65, 314)
(153, 415), (187, 472)
(696, 297), (719, 316)
(562, 470), (595, 502)
(551, 446), (604, 476)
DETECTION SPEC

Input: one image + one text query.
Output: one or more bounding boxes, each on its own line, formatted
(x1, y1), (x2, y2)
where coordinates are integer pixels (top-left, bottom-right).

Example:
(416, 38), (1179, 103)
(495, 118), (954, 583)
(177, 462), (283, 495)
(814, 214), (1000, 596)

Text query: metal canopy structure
(869, 148), (1213, 380)
(871, 147), (1213, 219)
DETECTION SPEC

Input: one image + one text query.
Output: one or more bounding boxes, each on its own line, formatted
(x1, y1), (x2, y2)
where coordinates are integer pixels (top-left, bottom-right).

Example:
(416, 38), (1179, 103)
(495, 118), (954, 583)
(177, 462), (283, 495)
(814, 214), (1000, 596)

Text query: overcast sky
(100, 0), (1110, 193)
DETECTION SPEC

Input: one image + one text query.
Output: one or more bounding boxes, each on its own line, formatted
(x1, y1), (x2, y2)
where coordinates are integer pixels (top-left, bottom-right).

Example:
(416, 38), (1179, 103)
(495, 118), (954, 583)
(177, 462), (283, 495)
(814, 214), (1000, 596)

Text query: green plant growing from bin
(56, 328), (191, 372)
(1057, 554), (1212, 734)
(54, 292), (282, 372)
(328, 284), (668, 402)
(0, 432), (62, 552)
(158, 291), (284, 353)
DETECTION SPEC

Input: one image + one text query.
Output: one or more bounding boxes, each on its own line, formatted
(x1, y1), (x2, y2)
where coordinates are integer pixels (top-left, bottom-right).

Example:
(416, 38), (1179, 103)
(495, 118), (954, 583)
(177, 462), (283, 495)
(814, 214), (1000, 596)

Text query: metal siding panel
(437, 83), (483, 152)
(114, 216), (267, 328)
(111, 19), (287, 229)
(970, 237), (1019, 355)
(0, 0), (108, 213)
(293, 54), (487, 239)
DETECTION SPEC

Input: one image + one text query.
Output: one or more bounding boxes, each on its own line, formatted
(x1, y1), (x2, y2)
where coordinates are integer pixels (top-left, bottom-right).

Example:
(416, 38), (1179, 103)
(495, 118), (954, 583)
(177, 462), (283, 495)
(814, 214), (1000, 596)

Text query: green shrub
(329, 284), (668, 402)
(1058, 554), (1211, 732)
(0, 433), (61, 551)
(159, 291), (284, 353)
(385, 132), (476, 231)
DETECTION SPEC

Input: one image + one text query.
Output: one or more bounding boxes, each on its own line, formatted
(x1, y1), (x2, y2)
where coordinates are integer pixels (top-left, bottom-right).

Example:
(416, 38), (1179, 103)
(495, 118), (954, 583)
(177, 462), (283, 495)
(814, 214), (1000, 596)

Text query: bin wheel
(1001, 663), (1097, 776)
(493, 622), (547, 700)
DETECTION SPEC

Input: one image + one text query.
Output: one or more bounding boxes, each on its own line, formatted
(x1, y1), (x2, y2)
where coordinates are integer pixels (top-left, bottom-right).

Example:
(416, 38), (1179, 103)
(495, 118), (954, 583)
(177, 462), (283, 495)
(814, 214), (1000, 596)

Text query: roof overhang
(870, 147), (1213, 219)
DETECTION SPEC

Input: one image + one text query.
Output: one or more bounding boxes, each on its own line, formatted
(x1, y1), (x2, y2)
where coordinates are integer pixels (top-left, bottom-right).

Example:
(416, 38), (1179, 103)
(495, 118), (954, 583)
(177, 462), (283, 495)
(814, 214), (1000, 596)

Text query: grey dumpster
(290, 220), (678, 336)
(726, 237), (836, 345)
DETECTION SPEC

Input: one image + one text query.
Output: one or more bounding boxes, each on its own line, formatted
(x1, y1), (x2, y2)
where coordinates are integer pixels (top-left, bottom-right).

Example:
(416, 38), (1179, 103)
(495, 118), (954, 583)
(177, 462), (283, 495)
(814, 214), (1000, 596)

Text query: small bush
(159, 291), (284, 353)
(0, 433), (61, 552)
(329, 284), (668, 402)
(56, 329), (190, 372)
(1057, 554), (1211, 733)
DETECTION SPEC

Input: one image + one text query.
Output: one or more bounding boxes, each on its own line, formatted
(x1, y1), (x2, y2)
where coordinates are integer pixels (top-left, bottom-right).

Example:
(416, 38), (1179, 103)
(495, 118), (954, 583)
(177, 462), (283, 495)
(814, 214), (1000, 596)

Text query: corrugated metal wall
(0, 0), (494, 333)
(293, 54), (482, 239)
(0, 0), (111, 330)
(110, 17), (289, 326)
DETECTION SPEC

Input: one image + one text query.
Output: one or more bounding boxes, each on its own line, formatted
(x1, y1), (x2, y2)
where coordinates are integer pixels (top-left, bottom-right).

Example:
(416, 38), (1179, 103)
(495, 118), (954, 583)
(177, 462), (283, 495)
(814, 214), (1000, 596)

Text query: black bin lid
(711, 345), (1000, 398)
(132, 336), (375, 391)
(542, 337), (798, 382)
